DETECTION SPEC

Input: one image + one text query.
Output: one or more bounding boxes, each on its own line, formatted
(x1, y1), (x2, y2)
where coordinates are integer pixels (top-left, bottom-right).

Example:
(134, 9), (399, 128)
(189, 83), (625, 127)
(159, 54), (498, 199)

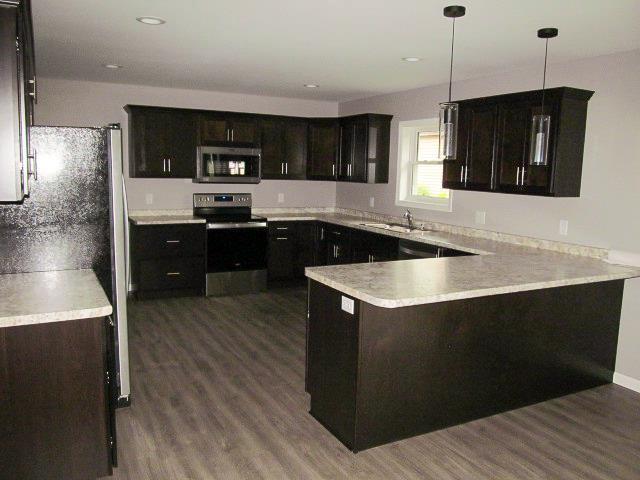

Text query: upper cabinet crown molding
(124, 105), (392, 183)
(443, 87), (594, 197)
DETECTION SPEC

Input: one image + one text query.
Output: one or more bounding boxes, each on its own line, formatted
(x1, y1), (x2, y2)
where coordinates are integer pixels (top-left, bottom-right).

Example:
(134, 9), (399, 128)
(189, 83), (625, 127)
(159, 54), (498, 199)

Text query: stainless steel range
(193, 193), (268, 296)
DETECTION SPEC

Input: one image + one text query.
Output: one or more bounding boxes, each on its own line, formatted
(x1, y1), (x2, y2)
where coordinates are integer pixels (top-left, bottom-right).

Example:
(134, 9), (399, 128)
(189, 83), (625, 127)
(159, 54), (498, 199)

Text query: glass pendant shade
(438, 102), (458, 160)
(529, 114), (551, 166)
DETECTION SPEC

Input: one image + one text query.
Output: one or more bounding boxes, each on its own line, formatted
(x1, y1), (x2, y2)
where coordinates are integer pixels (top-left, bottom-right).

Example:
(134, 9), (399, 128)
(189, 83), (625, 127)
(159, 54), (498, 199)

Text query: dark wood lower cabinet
(268, 221), (317, 282)
(307, 280), (624, 452)
(0, 317), (112, 479)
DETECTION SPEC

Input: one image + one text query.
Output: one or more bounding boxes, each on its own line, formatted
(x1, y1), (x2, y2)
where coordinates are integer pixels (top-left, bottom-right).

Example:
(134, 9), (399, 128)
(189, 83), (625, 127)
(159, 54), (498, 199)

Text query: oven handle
(206, 222), (268, 230)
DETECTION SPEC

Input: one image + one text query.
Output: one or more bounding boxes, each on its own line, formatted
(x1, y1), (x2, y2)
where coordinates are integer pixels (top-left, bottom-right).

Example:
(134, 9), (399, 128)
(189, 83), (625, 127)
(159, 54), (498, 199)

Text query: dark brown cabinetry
(0, 317), (113, 479)
(125, 106), (197, 178)
(200, 112), (258, 146)
(338, 114), (392, 184)
(351, 230), (399, 263)
(324, 225), (353, 265)
(260, 117), (308, 179)
(130, 223), (206, 298)
(443, 87), (593, 196)
(267, 221), (317, 281)
(307, 119), (340, 180)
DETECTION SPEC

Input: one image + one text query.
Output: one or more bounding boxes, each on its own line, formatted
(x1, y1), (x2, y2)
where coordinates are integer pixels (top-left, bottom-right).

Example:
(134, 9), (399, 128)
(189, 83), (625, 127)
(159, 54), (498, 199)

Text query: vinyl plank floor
(104, 287), (640, 480)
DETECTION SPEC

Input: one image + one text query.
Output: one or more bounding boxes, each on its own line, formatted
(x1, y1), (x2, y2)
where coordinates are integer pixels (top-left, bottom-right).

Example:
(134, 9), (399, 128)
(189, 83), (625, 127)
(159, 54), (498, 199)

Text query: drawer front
(268, 221), (298, 236)
(132, 224), (205, 259)
(138, 257), (205, 291)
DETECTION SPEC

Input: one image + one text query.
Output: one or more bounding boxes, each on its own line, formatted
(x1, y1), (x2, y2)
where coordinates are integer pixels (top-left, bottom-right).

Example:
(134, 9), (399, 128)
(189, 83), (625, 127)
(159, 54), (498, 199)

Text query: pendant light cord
(541, 38), (549, 114)
(448, 17), (456, 103)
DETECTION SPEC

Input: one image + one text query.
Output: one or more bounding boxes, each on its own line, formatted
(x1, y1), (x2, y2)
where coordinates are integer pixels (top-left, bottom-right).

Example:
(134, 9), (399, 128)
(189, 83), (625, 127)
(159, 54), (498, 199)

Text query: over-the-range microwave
(193, 146), (262, 184)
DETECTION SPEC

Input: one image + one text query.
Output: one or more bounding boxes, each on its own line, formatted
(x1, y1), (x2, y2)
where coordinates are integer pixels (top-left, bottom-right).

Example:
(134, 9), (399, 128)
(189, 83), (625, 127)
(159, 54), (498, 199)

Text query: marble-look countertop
(129, 215), (206, 225)
(0, 269), (113, 328)
(261, 213), (640, 308)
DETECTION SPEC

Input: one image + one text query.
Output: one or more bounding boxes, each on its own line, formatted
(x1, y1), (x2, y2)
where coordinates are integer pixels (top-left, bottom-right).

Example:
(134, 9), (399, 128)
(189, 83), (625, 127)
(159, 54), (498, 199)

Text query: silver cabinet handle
(460, 166), (464, 183)
(276, 237), (288, 240)
(163, 158), (166, 173)
(332, 231), (341, 236)
(516, 166), (521, 186)
(166, 272), (181, 276)
(28, 77), (37, 103)
(285, 162), (288, 175)
(276, 227), (288, 230)
(281, 162), (284, 175)
(231, 129), (234, 142)
(166, 240), (180, 244)
(27, 149), (37, 181)
(320, 227), (324, 240)
(464, 165), (468, 183)
(332, 164), (335, 176)
(226, 129), (230, 141)
(167, 158), (171, 172)
(520, 167), (526, 186)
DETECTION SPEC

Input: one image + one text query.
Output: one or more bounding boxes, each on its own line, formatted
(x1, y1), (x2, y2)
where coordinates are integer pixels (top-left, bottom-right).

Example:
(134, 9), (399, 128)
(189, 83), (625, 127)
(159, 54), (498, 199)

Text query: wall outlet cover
(475, 211), (486, 225)
(341, 296), (355, 315)
(559, 219), (569, 236)
(277, 193), (285, 203)
(145, 193), (153, 205)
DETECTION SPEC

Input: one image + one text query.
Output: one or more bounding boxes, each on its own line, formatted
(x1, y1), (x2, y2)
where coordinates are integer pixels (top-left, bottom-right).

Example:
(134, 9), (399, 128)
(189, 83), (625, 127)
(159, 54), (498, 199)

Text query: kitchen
(1, 1), (640, 479)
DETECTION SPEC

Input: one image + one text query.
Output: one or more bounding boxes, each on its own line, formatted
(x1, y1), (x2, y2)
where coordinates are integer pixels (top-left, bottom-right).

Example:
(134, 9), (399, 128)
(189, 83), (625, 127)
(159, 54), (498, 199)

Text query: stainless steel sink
(360, 222), (431, 234)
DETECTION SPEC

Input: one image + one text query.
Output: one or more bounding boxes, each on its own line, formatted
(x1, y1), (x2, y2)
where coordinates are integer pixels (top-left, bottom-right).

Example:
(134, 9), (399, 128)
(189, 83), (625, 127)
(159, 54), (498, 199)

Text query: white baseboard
(613, 372), (640, 393)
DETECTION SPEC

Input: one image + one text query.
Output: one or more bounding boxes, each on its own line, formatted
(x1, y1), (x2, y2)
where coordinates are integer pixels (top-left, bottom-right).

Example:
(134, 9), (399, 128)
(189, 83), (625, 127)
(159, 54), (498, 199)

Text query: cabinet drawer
(138, 257), (205, 291)
(268, 222), (298, 236)
(132, 224), (205, 259)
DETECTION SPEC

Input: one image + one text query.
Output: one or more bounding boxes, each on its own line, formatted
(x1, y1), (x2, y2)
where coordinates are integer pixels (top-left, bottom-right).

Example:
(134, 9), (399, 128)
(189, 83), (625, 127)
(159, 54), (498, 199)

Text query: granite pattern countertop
(0, 269), (113, 328)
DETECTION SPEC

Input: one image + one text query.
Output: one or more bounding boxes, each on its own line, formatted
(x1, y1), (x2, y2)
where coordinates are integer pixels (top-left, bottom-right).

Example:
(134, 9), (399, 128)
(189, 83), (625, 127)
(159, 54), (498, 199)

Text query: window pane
(412, 132), (449, 199)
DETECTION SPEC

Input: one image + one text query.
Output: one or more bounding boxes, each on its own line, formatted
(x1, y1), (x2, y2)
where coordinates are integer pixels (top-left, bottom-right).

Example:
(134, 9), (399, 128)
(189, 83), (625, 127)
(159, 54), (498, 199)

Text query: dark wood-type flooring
(104, 287), (640, 480)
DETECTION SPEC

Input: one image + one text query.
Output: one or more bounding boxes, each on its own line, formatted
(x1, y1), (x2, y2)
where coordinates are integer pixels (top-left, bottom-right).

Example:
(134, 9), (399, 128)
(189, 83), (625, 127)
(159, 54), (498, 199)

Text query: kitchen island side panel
(353, 280), (624, 451)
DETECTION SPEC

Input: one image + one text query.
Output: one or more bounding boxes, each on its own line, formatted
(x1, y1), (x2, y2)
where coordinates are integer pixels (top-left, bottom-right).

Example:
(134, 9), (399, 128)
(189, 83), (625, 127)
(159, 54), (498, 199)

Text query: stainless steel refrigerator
(0, 124), (131, 409)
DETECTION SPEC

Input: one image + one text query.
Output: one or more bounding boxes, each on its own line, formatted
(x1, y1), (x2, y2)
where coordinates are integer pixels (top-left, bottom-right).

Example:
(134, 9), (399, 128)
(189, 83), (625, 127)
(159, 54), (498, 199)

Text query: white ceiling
(33, 0), (640, 102)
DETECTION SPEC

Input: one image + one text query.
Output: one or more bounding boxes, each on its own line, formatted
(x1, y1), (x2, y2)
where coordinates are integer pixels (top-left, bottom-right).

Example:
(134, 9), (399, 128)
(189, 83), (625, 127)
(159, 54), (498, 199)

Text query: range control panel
(193, 193), (252, 208)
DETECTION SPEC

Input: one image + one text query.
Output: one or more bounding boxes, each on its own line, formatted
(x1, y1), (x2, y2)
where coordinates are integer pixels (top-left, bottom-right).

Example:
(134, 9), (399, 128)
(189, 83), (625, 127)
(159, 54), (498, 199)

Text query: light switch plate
(145, 193), (153, 205)
(277, 193), (285, 203)
(341, 296), (355, 315)
(475, 211), (486, 225)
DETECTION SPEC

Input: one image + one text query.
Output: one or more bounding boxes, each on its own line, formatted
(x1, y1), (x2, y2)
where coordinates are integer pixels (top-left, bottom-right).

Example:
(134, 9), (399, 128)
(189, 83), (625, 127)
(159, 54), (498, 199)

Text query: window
(396, 119), (452, 211)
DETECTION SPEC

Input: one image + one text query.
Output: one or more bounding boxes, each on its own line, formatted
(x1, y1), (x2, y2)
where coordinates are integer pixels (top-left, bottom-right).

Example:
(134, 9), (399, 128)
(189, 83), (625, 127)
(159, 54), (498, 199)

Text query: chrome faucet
(403, 209), (414, 230)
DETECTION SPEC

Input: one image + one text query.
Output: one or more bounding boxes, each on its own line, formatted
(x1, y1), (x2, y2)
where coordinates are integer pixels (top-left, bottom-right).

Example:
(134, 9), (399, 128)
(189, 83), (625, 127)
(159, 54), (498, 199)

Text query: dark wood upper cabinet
(307, 119), (340, 180)
(443, 87), (593, 197)
(260, 116), (308, 180)
(338, 114), (392, 184)
(199, 113), (258, 146)
(125, 106), (197, 178)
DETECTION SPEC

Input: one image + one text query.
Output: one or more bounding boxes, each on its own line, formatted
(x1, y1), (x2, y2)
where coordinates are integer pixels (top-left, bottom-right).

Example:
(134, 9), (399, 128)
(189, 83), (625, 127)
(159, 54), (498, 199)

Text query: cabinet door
(130, 109), (170, 177)
(315, 223), (329, 266)
(283, 118), (308, 179)
(230, 117), (258, 145)
(260, 118), (285, 178)
(200, 115), (230, 144)
(307, 120), (339, 180)
(465, 104), (498, 190)
(350, 117), (369, 183)
(497, 101), (530, 191)
(164, 111), (197, 178)
(268, 235), (296, 280)
(338, 120), (354, 181)
(295, 222), (317, 276)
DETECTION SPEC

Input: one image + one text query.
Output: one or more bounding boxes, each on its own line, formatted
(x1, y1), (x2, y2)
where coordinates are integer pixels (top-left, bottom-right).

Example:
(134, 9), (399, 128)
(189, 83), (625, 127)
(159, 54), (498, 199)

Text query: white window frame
(395, 118), (453, 212)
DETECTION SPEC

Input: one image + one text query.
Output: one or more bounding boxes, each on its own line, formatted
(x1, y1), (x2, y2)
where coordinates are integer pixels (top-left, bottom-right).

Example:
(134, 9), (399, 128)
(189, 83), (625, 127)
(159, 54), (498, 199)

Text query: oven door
(195, 146), (261, 184)
(205, 223), (268, 296)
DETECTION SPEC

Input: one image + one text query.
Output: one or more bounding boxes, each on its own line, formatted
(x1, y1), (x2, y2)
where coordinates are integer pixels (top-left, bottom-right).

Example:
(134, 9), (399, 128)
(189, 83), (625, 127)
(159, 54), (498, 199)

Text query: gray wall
(338, 49), (640, 385)
(35, 78), (339, 210)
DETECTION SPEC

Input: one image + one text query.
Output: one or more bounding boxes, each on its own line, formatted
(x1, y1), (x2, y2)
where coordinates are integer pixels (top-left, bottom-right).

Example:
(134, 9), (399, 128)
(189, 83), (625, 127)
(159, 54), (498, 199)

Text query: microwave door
(195, 147), (261, 184)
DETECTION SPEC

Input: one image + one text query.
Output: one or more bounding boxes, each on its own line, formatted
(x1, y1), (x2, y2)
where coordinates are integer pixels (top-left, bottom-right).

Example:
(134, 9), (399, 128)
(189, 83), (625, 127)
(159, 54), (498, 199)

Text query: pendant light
(529, 27), (558, 166)
(439, 5), (466, 160)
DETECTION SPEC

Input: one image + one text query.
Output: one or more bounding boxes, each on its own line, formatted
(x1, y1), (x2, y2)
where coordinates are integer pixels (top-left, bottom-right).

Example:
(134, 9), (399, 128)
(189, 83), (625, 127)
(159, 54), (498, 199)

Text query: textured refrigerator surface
(0, 126), (112, 296)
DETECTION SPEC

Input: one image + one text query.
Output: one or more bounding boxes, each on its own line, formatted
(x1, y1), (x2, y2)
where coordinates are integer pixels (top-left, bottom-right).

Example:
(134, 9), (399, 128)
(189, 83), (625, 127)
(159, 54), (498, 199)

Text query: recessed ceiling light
(304, 84), (319, 88)
(402, 57), (422, 62)
(103, 64), (123, 69)
(136, 16), (166, 25)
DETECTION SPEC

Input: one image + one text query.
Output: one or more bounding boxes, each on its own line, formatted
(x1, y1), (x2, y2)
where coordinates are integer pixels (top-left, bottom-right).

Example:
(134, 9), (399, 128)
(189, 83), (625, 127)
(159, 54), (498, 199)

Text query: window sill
(396, 196), (452, 212)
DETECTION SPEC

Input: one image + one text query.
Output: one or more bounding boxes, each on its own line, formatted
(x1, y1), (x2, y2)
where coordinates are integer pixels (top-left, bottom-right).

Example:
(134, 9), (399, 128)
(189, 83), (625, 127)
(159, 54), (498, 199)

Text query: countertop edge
(304, 270), (639, 309)
(0, 305), (113, 329)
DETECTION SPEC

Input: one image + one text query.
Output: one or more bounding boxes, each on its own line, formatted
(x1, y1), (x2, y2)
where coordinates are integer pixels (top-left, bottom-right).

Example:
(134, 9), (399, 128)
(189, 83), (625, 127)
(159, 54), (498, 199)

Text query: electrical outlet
(277, 193), (285, 203)
(475, 211), (486, 225)
(341, 296), (355, 315)
(369, 197), (375, 208)
(145, 193), (153, 205)
(559, 219), (569, 236)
